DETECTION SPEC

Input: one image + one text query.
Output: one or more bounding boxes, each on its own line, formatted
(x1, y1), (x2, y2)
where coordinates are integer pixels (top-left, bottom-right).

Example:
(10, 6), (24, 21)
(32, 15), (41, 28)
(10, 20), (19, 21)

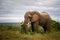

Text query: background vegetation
(0, 20), (60, 40)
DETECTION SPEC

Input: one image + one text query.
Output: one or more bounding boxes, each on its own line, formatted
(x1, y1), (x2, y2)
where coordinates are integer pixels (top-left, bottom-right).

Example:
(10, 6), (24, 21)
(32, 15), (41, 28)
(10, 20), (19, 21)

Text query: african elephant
(24, 11), (51, 33)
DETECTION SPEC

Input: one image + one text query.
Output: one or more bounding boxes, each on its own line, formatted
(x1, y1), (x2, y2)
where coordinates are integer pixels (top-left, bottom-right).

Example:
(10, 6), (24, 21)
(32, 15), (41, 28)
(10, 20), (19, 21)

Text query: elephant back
(40, 12), (51, 19)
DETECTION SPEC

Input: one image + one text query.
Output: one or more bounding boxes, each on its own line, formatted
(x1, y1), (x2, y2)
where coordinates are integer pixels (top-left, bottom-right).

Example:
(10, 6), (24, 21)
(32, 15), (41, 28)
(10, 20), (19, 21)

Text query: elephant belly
(39, 18), (47, 26)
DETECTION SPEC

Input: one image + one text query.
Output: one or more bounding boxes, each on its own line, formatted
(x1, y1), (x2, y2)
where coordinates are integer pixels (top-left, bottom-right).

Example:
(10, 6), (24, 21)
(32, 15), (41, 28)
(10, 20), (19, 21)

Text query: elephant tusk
(25, 22), (31, 27)
(26, 22), (30, 25)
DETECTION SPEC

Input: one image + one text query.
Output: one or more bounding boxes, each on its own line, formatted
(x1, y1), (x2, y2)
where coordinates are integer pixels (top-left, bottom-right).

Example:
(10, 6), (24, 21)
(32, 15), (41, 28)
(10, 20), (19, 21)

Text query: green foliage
(37, 26), (44, 33)
(20, 24), (25, 33)
(51, 20), (60, 31)
(0, 23), (21, 31)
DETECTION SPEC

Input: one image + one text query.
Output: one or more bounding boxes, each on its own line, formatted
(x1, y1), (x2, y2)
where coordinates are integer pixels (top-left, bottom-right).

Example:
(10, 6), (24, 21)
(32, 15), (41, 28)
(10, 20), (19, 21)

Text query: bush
(37, 26), (44, 33)
(51, 20), (60, 31)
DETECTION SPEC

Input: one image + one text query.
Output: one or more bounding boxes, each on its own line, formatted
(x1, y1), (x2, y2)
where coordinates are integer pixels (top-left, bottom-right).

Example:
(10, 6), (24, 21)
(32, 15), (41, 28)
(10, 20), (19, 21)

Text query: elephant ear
(31, 14), (39, 22)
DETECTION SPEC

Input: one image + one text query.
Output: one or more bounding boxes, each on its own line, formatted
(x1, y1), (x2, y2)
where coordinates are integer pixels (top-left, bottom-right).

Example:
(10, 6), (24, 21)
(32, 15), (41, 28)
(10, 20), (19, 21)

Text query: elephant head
(24, 11), (32, 25)
(24, 11), (40, 25)
(24, 11), (41, 26)
(24, 11), (32, 33)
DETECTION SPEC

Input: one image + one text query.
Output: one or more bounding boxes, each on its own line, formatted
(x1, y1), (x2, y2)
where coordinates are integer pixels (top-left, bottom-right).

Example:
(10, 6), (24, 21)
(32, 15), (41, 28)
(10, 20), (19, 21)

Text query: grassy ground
(0, 30), (60, 40)
(0, 21), (60, 40)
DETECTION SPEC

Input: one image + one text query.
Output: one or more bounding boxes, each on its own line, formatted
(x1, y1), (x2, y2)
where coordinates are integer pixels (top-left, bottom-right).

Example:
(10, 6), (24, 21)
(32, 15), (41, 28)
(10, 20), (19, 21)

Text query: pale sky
(0, 0), (60, 23)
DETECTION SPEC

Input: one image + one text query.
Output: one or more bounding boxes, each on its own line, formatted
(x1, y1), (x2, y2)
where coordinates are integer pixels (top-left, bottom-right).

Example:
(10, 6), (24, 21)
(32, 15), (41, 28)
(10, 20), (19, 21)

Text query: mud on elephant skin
(24, 11), (51, 33)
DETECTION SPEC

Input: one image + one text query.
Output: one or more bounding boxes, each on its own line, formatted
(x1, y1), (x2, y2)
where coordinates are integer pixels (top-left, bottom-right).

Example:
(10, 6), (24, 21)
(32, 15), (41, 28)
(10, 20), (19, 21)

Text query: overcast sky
(0, 0), (60, 23)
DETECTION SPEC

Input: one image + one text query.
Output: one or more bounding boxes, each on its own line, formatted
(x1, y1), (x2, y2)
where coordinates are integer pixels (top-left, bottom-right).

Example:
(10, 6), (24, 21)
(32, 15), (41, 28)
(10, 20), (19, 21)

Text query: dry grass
(0, 30), (60, 40)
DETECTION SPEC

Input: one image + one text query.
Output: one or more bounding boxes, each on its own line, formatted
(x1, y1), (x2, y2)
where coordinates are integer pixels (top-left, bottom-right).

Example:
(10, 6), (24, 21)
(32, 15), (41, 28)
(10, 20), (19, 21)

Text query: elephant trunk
(24, 18), (30, 33)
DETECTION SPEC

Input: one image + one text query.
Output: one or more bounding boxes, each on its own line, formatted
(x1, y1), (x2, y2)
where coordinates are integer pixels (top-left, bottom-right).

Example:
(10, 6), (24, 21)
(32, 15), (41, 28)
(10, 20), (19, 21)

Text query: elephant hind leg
(42, 22), (48, 33)
(43, 21), (51, 33)
(46, 20), (51, 33)
(43, 24), (51, 33)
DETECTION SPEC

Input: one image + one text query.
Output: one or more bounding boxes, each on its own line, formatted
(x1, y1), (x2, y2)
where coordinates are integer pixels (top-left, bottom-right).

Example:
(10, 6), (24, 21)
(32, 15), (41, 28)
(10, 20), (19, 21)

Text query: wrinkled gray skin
(24, 11), (51, 33)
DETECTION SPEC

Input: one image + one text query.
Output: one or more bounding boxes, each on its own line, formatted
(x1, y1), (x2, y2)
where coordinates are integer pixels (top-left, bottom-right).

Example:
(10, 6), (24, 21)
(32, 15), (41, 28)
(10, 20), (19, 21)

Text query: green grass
(0, 30), (60, 40)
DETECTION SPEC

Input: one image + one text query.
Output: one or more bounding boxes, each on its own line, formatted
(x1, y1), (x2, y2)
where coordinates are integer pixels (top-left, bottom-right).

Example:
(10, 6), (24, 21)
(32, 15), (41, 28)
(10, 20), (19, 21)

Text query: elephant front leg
(31, 22), (34, 32)
(31, 21), (39, 32)
(31, 23), (37, 32)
